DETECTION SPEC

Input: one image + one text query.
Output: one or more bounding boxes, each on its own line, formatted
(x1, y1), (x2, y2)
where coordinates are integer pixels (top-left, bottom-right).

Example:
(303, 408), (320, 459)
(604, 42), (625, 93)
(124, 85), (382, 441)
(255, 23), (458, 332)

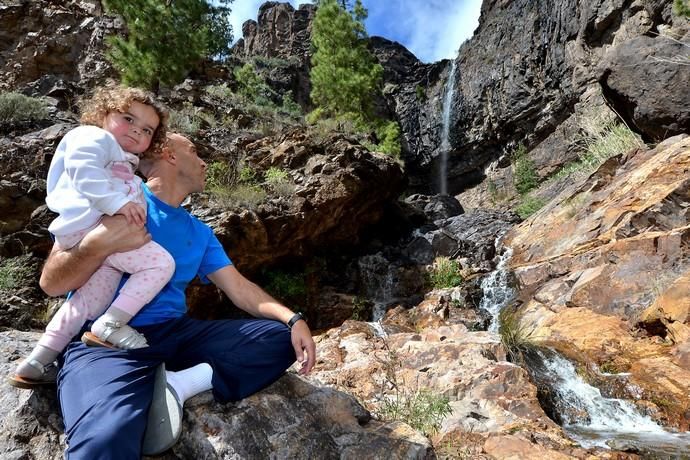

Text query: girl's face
(103, 101), (160, 154)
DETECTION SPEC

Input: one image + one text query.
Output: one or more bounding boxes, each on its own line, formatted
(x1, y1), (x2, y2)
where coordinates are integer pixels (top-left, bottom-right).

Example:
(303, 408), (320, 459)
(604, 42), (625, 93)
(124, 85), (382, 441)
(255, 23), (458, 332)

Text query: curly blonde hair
(80, 84), (168, 156)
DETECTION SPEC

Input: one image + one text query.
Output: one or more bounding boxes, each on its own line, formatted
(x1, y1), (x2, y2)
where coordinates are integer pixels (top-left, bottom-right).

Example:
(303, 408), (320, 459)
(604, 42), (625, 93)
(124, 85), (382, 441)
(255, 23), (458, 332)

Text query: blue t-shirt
(128, 184), (232, 327)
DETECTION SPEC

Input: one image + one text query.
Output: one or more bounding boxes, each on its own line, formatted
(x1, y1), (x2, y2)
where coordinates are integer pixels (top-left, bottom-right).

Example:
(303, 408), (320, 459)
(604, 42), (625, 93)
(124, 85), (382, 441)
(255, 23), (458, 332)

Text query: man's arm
(40, 215), (151, 296)
(207, 265), (316, 375)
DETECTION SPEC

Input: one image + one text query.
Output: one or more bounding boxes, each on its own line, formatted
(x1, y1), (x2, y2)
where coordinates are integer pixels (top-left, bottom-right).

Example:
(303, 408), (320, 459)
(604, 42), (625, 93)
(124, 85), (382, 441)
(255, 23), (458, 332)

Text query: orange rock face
(505, 135), (690, 428)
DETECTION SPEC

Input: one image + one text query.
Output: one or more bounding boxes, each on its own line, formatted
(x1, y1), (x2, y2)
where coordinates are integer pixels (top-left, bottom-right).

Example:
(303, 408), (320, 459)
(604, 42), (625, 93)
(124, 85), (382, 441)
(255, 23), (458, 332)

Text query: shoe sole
(6, 374), (55, 389)
(81, 332), (115, 349)
(142, 363), (183, 456)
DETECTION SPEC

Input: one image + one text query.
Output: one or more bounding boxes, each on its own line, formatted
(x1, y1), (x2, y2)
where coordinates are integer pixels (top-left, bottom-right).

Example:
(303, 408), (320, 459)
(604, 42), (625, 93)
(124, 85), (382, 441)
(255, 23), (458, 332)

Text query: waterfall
(479, 239), (514, 332)
(538, 351), (690, 454)
(478, 242), (690, 454)
(439, 58), (457, 196)
(357, 253), (397, 322)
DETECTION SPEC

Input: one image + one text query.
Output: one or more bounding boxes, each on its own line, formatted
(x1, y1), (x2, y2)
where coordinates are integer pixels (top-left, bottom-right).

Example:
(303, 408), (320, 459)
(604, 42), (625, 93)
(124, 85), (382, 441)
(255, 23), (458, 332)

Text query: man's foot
(7, 359), (58, 389)
(86, 320), (148, 349)
(142, 363), (183, 455)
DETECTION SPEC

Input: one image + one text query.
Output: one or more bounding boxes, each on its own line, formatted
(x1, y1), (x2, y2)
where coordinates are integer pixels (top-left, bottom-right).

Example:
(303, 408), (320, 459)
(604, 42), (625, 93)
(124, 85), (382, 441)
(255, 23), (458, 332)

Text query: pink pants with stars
(38, 233), (175, 352)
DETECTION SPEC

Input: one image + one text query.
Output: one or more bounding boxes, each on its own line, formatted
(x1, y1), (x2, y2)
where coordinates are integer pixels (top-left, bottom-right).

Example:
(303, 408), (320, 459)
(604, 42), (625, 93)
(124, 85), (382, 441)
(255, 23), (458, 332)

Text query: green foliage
(264, 167), (294, 196)
(515, 195), (545, 219)
(168, 103), (204, 135)
(280, 91), (302, 118)
(428, 257), (463, 289)
(376, 339), (452, 436)
(0, 254), (34, 292)
(103, 0), (232, 90)
(415, 85), (426, 101)
(0, 92), (48, 126)
(673, 0), (690, 17)
(205, 161), (232, 191)
(512, 144), (538, 195)
(310, 0), (383, 121)
(233, 63), (275, 106)
(373, 120), (401, 157)
(239, 164), (259, 184)
(264, 269), (307, 304)
(498, 307), (536, 364)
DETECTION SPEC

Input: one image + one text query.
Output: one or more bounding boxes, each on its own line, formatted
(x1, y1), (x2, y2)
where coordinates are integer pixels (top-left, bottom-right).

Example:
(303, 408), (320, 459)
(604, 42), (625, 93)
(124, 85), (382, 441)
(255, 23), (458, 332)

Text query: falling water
(477, 241), (690, 454)
(439, 59), (457, 196)
(479, 239), (514, 332)
(538, 350), (690, 454)
(357, 253), (397, 324)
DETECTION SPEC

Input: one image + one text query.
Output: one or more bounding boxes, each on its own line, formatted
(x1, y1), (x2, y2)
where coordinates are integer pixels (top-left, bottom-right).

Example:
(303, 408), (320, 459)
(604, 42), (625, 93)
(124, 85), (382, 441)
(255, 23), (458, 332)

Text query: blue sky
(228, 0), (483, 63)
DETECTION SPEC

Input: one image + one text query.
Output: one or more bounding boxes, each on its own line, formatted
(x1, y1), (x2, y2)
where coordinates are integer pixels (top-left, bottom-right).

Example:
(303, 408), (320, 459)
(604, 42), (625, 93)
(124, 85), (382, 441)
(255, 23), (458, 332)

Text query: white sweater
(46, 125), (144, 237)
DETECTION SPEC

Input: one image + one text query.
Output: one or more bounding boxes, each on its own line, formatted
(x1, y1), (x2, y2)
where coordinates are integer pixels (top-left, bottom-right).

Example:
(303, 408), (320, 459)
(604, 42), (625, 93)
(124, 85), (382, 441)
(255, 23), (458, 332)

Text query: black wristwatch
(287, 312), (305, 329)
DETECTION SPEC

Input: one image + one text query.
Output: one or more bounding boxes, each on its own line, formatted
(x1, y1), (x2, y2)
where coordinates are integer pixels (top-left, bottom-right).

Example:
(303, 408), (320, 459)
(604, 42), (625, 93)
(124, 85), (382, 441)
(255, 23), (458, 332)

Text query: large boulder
(599, 32), (690, 142)
(504, 135), (690, 429)
(0, 330), (434, 459)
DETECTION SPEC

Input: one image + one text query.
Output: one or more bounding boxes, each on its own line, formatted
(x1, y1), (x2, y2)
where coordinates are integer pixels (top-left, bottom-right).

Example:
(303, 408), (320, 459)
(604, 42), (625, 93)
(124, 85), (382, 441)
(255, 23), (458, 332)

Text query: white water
(479, 243), (690, 454)
(439, 59), (457, 196)
(479, 240), (514, 332)
(357, 253), (396, 322)
(541, 351), (690, 454)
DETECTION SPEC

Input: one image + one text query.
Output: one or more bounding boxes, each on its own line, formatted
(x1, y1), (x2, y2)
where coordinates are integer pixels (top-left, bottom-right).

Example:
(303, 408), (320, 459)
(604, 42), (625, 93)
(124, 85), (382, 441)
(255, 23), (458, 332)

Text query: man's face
(103, 102), (159, 154)
(169, 134), (207, 192)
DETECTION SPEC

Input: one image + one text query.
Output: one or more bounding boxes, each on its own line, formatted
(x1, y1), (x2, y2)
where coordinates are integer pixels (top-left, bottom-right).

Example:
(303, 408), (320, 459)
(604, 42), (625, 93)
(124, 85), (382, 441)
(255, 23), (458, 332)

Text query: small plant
(415, 85), (426, 102)
(673, 0), (690, 17)
(224, 183), (267, 209)
(0, 92), (48, 126)
(498, 307), (536, 364)
(515, 195), (546, 219)
(205, 161), (232, 190)
(0, 254), (34, 292)
(168, 103), (204, 135)
(376, 338), (452, 436)
(512, 144), (538, 195)
(264, 269), (307, 305)
(428, 257), (463, 289)
(264, 167), (294, 196)
(280, 91), (302, 118)
(373, 120), (401, 157)
(238, 164), (259, 185)
(351, 296), (370, 321)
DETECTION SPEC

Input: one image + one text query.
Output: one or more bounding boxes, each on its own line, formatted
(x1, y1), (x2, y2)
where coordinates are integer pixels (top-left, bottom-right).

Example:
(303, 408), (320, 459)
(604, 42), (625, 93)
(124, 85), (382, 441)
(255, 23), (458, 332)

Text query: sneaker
(142, 363), (183, 455)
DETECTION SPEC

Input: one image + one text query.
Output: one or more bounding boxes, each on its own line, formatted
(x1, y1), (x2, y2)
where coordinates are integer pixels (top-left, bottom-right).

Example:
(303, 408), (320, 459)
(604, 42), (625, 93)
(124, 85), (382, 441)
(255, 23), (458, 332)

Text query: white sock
(165, 362), (213, 404)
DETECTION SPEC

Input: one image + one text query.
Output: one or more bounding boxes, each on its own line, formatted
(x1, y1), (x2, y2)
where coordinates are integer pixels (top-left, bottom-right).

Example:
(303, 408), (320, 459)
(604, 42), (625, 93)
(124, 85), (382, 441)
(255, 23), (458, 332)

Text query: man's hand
(291, 320), (316, 375)
(40, 215), (151, 296)
(115, 202), (146, 227)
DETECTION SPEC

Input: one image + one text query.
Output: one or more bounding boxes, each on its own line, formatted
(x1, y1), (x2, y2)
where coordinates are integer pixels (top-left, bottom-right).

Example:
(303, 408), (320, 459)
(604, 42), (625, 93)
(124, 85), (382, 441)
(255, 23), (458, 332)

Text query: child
(9, 85), (175, 388)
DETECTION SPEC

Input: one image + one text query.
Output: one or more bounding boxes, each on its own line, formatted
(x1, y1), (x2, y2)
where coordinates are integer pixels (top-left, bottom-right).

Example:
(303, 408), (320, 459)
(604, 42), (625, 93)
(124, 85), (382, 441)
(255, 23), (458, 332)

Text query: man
(40, 133), (316, 459)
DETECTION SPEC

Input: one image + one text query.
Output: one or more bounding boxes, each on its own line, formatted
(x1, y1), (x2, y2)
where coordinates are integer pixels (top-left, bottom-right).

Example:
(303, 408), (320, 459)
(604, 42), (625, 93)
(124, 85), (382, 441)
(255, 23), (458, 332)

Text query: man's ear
(162, 146), (177, 164)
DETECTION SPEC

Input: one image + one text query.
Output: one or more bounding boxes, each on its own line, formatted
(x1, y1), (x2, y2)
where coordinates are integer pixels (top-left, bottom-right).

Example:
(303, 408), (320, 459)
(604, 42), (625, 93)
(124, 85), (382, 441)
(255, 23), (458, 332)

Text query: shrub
(512, 144), (538, 195)
(498, 307), (536, 364)
(673, 0), (690, 17)
(373, 120), (401, 157)
(233, 63), (275, 107)
(168, 103), (203, 135)
(280, 90), (302, 118)
(223, 183), (267, 209)
(415, 85), (426, 101)
(0, 92), (48, 126)
(264, 167), (294, 196)
(376, 339), (452, 436)
(428, 257), (463, 289)
(515, 195), (545, 219)
(205, 161), (232, 191)
(264, 269), (307, 303)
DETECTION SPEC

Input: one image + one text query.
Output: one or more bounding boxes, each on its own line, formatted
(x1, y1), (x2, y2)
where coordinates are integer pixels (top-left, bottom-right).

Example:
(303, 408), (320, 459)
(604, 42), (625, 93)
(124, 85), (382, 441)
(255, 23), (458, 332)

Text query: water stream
(481, 243), (690, 455)
(438, 58), (457, 196)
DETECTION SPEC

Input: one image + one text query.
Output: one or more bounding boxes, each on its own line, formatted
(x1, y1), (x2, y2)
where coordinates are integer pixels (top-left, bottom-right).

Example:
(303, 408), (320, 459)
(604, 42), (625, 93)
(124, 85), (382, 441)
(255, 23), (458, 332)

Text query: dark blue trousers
(58, 316), (296, 460)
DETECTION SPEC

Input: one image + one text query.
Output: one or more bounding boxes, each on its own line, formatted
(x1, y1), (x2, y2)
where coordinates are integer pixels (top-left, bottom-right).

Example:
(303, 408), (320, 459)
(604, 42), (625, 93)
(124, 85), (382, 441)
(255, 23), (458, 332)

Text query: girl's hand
(115, 202), (146, 227)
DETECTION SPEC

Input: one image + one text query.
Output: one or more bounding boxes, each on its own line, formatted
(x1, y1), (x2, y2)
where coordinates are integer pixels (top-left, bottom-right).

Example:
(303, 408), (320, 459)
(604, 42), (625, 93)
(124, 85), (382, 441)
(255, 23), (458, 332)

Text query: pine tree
(309, 0), (383, 122)
(103, 0), (232, 92)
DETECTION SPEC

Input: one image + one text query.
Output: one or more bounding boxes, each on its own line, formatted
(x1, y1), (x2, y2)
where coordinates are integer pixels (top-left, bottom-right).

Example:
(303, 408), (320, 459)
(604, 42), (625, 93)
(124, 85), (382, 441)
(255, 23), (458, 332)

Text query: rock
(600, 33), (690, 142)
(403, 194), (464, 222)
(505, 135), (690, 428)
(0, 330), (434, 459)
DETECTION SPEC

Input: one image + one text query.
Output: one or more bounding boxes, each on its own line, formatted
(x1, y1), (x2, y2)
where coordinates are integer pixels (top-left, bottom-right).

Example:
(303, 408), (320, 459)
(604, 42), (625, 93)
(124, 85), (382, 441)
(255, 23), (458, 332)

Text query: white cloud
(367, 0), (483, 63)
(226, 0), (482, 63)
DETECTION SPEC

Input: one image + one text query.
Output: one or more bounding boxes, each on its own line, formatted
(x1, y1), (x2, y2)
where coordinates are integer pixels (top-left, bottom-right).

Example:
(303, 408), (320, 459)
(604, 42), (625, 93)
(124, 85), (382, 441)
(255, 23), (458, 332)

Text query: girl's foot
(89, 319), (148, 349)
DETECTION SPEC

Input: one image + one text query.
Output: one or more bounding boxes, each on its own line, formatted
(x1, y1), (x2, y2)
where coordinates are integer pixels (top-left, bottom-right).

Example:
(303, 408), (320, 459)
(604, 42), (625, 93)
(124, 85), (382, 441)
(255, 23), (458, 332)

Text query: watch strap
(287, 312), (304, 329)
